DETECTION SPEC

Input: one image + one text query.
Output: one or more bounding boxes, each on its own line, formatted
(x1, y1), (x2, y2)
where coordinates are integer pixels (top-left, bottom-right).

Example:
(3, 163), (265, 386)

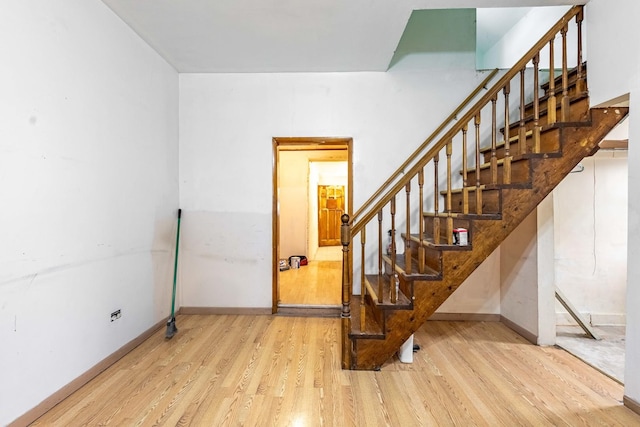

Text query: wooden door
(318, 185), (345, 246)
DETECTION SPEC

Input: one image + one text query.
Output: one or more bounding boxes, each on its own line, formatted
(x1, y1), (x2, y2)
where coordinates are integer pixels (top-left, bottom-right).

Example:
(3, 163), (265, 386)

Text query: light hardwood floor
(279, 260), (341, 306)
(31, 315), (640, 426)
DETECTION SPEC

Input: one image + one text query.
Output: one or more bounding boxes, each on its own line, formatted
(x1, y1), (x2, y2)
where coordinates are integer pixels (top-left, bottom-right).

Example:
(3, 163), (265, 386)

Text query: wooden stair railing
(351, 69), (500, 225)
(341, 5), (629, 370)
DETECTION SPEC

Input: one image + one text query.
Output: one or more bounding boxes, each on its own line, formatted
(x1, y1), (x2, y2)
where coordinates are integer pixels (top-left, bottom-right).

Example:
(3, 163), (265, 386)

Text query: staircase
(339, 5), (629, 370)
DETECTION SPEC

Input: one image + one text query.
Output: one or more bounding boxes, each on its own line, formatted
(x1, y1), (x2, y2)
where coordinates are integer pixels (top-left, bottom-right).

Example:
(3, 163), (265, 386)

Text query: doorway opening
(552, 114), (629, 384)
(272, 137), (352, 315)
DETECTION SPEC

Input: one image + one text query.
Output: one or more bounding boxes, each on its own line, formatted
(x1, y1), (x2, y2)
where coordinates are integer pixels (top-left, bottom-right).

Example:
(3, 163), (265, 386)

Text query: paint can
(290, 256), (301, 269)
(453, 228), (468, 246)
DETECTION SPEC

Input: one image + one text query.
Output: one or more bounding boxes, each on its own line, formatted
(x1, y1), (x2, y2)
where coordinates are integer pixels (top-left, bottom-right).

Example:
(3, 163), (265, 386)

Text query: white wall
(553, 152), (628, 326)
(0, 1), (178, 424)
(500, 212), (540, 338)
(179, 68), (502, 309)
(586, 0), (640, 408)
(479, 6), (575, 70)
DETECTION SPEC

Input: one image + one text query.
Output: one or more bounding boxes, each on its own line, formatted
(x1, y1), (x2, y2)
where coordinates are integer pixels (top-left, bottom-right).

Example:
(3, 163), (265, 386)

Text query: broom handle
(170, 209), (182, 318)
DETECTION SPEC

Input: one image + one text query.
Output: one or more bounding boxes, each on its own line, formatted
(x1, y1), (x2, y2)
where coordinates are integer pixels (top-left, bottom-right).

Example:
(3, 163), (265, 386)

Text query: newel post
(340, 214), (352, 369)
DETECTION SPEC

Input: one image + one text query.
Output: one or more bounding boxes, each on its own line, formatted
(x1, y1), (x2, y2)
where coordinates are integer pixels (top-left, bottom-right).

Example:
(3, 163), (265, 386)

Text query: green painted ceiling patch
(388, 9), (476, 69)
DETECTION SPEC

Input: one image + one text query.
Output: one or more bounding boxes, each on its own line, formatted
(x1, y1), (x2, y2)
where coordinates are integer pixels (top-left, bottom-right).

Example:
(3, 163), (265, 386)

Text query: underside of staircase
(341, 6), (628, 370)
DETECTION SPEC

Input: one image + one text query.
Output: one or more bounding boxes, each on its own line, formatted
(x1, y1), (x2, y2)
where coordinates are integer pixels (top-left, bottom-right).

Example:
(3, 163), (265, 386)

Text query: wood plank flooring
(31, 316), (640, 426)
(279, 260), (341, 305)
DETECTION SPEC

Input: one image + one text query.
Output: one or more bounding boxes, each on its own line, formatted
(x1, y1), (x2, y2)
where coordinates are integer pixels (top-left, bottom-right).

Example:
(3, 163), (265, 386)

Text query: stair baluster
(461, 124), (469, 214)
(445, 141), (453, 244)
(503, 83), (512, 184)
(561, 24), (569, 121)
(405, 181), (412, 273)
(576, 11), (586, 94)
(490, 95), (498, 184)
(519, 67), (527, 155)
(360, 226), (366, 331)
(533, 52), (541, 153)
(474, 113), (482, 215)
(377, 211), (383, 303)
(390, 196), (397, 304)
(547, 37), (557, 126)
(418, 168), (425, 273)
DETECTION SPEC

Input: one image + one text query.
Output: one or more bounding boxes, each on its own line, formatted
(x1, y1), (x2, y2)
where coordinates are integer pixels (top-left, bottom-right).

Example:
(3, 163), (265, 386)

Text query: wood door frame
(272, 137), (353, 314)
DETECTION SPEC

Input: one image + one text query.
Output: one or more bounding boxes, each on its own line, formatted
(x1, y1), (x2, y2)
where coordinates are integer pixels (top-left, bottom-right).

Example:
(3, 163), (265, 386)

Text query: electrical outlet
(110, 309), (121, 322)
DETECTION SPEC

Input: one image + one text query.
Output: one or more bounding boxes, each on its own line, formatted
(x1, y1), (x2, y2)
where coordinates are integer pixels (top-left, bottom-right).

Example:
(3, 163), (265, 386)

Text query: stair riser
(423, 216), (471, 244)
(407, 239), (442, 274)
(508, 96), (589, 134)
(482, 128), (561, 163)
(448, 189), (501, 214)
(462, 159), (530, 187)
(541, 67), (586, 98)
(364, 293), (386, 327)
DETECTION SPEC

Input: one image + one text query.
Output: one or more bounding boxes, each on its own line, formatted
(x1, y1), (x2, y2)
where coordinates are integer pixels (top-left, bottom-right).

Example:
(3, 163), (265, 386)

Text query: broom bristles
(165, 317), (178, 339)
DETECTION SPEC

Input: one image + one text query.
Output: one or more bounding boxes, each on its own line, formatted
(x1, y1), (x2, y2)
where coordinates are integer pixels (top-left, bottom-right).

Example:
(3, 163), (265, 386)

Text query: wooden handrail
(351, 5), (583, 237)
(350, 68), (499, 223)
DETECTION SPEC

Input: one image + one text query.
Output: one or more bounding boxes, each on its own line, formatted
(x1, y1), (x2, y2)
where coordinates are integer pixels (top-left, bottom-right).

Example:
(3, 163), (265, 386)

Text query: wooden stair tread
(463, 154), (534, 174)
(381, 253), (441, 280)
(422, 211), (501, 221)
(407, 233), (472, 251)
(363, 274), (413, 308)
(482, 120), (589, 156)
(442, 184), (514, 195)
(349, 295), (385, 339)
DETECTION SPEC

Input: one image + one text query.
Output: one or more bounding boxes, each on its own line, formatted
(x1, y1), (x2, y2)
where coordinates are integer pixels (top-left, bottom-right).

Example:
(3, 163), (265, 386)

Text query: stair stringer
(351, 107), (629, 370)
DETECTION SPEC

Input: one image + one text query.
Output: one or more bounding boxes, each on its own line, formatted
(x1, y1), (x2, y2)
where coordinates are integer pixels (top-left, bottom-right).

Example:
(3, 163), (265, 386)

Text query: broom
(165, 209), (182, 339)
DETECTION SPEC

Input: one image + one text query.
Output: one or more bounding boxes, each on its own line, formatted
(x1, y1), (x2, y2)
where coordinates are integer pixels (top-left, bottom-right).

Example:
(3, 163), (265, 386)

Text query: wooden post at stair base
(340, 213), (352, 369)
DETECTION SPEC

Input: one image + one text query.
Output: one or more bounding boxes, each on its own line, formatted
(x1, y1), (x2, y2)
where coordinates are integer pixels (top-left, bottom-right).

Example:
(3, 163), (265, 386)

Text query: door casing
(272, 137), (353, 313)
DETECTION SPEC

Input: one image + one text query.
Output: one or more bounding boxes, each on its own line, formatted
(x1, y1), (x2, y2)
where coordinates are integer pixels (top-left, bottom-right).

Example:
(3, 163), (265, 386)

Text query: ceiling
(100, 0), (582, 73)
